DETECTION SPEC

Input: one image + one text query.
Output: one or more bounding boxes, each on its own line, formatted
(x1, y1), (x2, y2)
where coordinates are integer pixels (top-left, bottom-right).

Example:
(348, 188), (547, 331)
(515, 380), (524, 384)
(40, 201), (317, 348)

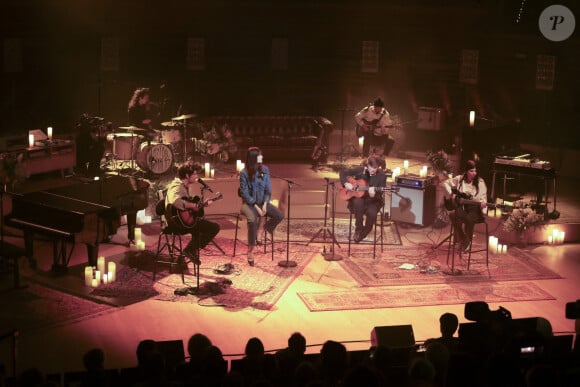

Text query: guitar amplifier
(390, 185), (435, 227)
(395, 175), (434, 189)
(417, 107), (444, 131)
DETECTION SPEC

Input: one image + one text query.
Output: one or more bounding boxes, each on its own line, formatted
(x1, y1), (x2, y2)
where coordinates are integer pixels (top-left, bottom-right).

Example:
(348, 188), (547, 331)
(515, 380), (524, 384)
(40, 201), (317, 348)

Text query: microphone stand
(324, 179), (344, 261)
(275, 175), (299, 268)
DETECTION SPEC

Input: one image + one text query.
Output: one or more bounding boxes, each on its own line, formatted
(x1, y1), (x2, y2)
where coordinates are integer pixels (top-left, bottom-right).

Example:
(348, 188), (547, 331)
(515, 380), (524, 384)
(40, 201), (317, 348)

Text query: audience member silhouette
(319, 340), (349, 386)
(407, 356), (436, 387)
(424, 342), (450, 387)
(275, 332), (307, 386)
(343, 363), (383, 387)
(80, 348), (109, 387)
(425, 312), (460, 354)
(175, 333), (213, 384)
(234, 337), (277, 386)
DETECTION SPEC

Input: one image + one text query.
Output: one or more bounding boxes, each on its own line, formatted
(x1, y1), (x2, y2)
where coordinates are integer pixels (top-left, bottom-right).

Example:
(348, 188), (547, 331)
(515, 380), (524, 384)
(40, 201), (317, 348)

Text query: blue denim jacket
(239, 165), (272, 206)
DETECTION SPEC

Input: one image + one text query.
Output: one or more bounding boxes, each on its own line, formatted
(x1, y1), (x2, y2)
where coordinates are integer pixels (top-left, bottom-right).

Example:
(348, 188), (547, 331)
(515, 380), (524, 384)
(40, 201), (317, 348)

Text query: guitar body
(355, 118), (380, 137)
(339, 177), (368, 201)
(167, 193), (223, 229)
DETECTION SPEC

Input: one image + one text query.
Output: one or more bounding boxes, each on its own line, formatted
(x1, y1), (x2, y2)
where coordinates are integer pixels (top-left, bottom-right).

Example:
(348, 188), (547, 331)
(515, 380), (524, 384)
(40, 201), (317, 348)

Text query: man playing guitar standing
(165, 162), (220, 264)
(355, 98), (395, 157)
(339, 155), (387, 243)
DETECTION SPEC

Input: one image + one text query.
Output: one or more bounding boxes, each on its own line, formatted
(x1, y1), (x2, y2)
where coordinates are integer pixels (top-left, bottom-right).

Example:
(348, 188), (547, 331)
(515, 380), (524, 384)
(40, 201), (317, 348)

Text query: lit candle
(134, 227), (142, 242)
(95, 270), (101, 283)
(548, 235), (553, 245)
(91, 278), (99, 288)
(497, 243), (503, 255)
(107, 261), (116, 282)
(358, 137), (364, 149)
(495, 208), (502, 218)
(236, 160), (242, 173)
(469, 110), (475, 127)
(137, 240), (146, 250)
(502, 245), (507, 254)
(204, 162), (210, 177)
(97, 256), (105, 275)
(210, 168), (215, 178)
(102, 273), (108, 285)
(84, 266), (93, 286)
(558, 230), (565, 244)
(28, 133), (35, 147)
(403, 160), (409, 169)
(47, 126), (53, 140)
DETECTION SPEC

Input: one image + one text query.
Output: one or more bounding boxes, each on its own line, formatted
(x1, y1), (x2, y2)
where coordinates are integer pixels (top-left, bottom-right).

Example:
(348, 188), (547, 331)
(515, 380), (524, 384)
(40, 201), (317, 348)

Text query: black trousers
(451, 206), (483, 244)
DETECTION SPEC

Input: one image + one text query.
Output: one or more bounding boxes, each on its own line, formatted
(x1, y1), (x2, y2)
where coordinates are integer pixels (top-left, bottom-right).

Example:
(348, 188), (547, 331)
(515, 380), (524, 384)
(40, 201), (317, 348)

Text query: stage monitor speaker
(417, 107), (444, 130)
(371, 325), (415, 348)
(390, 185), (435, 227)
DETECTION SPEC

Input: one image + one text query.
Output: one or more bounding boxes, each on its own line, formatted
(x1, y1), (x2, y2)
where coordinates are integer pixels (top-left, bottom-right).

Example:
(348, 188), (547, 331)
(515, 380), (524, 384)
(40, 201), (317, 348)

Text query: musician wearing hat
(443, 159), (488, 252)
(354, 98), (395, 157)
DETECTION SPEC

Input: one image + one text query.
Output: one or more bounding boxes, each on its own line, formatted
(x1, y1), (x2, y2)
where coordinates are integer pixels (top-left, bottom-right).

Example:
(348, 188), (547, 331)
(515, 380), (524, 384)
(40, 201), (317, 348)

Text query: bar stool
(233, 213), (275, 261)
(446, 217), (489, 272)
(347, 205), (386, 259)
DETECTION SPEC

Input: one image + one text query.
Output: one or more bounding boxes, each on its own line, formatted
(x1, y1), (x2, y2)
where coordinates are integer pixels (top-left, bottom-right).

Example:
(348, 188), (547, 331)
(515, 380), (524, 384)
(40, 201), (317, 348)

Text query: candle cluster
(85, 256), (116, 287)
(488, 236), (508, 255)
(131, 227), (146, 251)
(548, 229), (565, 245)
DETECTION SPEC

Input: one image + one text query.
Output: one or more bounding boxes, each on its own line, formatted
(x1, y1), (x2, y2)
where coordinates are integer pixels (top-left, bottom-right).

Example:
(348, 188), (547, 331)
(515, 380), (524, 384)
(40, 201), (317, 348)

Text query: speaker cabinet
(371, 325), (415, 348)
(390, 185), (435, 227)
(417, 107), (444, 130)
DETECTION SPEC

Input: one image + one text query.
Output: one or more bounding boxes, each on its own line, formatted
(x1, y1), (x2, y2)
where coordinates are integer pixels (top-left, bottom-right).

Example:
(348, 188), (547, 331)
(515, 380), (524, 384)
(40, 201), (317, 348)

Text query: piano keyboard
(494, 157), (552, 170)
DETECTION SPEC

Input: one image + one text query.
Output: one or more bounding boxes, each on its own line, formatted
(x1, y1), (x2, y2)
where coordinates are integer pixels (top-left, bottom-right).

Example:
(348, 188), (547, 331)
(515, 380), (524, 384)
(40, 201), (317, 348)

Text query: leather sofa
(198, 115), (334, 162)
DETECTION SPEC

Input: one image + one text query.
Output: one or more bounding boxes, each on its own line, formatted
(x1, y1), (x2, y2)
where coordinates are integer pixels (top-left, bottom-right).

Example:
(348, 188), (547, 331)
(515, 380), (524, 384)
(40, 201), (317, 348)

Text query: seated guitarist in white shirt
(165, 162), (220, 264)
(443, 160), (488, 253)
(354, 98), (395, 157)
(339, 155), (387, 243)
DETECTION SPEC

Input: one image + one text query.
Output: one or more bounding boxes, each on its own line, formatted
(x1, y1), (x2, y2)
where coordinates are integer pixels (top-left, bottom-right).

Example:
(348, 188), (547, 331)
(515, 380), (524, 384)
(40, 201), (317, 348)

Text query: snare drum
(161, 128), (182, 144)
(136, 142), (174, 174)
(109, 132), (142, 160)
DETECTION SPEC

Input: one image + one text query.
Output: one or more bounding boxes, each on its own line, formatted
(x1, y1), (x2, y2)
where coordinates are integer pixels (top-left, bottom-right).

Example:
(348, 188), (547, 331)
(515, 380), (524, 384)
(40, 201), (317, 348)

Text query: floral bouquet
(426, 149), (453, 175)
(503, 207), (544, 234)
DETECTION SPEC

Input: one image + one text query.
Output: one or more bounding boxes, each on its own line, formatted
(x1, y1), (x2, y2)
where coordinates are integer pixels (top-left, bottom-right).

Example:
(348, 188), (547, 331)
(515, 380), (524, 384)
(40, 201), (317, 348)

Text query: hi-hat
(172, 114), (196, 121)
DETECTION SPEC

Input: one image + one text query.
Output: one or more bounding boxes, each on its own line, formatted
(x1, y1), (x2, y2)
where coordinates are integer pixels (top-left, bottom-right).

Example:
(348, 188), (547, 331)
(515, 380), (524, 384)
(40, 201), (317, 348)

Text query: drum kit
(105, 113), (197, 175)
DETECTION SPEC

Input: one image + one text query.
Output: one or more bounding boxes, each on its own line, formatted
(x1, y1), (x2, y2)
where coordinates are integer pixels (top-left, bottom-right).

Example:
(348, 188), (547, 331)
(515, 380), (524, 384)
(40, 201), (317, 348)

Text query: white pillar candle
(95, 270), (101, 283)
(358, 137), (364, 149)
(210, 168), (215, 178)
(84, 266), (94, 286)
(469, 110), (475, 127)
(547, 235), (553, 245)
(137, 240), (146, 250)
(495, 208), (502, 218)
(236, 160), (242, 172)
(558, 231), (565, 244)
(28, 134), (35, 147)
(91, 278), (99, 288)
(403, 160), (409, 169)
(134, 227), (142, 241)
(107, 262), (116, 282)
(97, 256), (106, 275)
(102, 273), (108, 284)
(502, 245), (507, 254)
(47, 126), (53, 139)
(204, 162), (210, 177)
(497, 243), (503, 255)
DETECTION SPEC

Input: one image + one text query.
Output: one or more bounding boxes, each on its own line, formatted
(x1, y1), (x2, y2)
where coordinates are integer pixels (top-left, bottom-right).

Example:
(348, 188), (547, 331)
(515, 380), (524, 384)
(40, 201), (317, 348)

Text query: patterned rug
(0, 283), (114, 334)
(298, 282), (556, 312)
(339, 244), (562, 287)
(24, 237), (318, 310)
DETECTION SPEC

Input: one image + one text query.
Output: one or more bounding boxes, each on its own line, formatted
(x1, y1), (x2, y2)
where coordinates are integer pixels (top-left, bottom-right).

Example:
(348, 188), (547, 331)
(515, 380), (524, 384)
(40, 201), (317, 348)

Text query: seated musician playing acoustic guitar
(442, 159), (488, 253)
(339, 155), (387, 243)
(165, 162), (220, 265)
(354, 98), (395, 157)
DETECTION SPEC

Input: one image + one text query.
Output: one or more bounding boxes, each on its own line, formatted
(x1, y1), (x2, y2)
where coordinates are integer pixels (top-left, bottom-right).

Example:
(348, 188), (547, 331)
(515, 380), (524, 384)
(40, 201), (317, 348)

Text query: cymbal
(172, 114), (196, 121)
(161, 121), (182, 127)
(117, 126), (149, 132)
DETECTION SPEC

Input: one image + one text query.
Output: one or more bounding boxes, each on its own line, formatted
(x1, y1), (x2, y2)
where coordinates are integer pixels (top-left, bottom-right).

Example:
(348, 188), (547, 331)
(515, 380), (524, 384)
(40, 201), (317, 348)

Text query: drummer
(127, 87), (160, 140)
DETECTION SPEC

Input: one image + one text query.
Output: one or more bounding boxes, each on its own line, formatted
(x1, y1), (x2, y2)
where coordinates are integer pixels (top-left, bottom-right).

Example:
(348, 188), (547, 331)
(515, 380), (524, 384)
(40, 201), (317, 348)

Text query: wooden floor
(1, 155), (579, 377)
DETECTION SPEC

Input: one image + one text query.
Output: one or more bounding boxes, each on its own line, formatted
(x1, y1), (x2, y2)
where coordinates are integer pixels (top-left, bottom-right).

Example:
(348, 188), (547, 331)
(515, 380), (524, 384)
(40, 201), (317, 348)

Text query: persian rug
(340, 245), (562, 287)
(24, 238), (318, 310)
(0, 283), (114, 334)
(276, 217), (402, 246)
(297, 282), (556, 312)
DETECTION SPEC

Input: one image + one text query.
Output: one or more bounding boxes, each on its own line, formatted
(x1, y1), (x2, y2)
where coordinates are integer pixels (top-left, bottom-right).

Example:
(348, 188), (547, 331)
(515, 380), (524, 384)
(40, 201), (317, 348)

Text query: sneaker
(353, 231), (363, 243)
(247, 251), (255, 266)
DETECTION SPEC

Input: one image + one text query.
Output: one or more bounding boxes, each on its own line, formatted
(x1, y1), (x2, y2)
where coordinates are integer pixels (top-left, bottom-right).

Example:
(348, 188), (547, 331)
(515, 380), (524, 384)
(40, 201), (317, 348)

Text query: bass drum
(136, 142), (174, 174)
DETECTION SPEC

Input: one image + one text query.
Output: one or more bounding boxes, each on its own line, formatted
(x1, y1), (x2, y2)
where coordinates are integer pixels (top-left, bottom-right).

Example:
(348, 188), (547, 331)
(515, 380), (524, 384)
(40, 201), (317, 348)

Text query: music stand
(307, 178), (340, 256)
(278, 177), (298, 268)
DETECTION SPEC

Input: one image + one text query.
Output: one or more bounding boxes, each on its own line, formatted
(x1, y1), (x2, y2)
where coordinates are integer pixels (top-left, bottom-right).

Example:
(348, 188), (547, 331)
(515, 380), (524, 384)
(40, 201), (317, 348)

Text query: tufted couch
(199, 115), (334, 162)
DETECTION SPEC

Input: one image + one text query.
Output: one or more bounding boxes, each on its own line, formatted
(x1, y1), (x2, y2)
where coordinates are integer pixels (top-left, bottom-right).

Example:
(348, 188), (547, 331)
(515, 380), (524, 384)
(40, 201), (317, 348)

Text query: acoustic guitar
(444, 189), (507, 211)
(167, 192), (223, 229)
(339, 177), (396, 201)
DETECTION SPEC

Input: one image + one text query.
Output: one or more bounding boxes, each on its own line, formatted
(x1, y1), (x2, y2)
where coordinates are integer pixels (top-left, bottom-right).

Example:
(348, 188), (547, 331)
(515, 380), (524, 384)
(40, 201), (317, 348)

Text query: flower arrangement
(426, 149), (453, 175)
(503, 207), (544, 234)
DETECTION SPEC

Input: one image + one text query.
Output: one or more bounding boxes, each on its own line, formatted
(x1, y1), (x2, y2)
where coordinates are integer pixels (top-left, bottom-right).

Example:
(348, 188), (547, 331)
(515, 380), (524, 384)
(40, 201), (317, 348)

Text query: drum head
(145, 143), (174, 174)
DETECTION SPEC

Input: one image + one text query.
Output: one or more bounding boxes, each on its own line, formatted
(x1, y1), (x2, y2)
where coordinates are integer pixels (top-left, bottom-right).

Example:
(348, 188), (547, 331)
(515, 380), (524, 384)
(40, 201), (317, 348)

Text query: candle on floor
(236, 160), (242, 173)
(134, 227), (142, 242)
(204, 162), (210, 177)
(547, 235), (553, 245)
(502, 245), (507, 254)
(558, 230), (566, 244)
(108, 262), (116, 282)
(91, 278), (98, 288)
(95, 270), (101, 284)
(97, 256), (105, 275)
(469, 110), (475, 127)
(102, 273), (108, 285)
(137, 240), (146, 250)
(84, 266), (93, 286)
(403, 160), (409, 169)
(47, 126), (53, 140)
(28, 134), (35, 147)
(210, 168), (215, 178)
(358, 137), (364, 149)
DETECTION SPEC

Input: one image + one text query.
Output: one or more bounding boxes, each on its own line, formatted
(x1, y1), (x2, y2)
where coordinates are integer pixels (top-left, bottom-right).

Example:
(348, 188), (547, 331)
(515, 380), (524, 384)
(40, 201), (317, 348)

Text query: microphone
(197, 178), (213, 193)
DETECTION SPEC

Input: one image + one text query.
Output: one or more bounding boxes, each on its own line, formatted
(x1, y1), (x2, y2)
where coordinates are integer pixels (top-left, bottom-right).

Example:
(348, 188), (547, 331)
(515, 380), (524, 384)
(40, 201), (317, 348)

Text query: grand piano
(5, 175), (149, 270)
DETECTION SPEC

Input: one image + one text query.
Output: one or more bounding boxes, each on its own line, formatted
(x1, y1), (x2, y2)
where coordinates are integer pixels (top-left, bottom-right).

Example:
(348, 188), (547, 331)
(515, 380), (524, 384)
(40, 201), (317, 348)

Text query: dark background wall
(1, 0), (579, 150)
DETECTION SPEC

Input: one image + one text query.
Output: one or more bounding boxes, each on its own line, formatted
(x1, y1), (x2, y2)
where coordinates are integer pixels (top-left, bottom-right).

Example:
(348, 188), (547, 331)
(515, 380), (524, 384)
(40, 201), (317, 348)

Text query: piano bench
(0, 241), (26, 289)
